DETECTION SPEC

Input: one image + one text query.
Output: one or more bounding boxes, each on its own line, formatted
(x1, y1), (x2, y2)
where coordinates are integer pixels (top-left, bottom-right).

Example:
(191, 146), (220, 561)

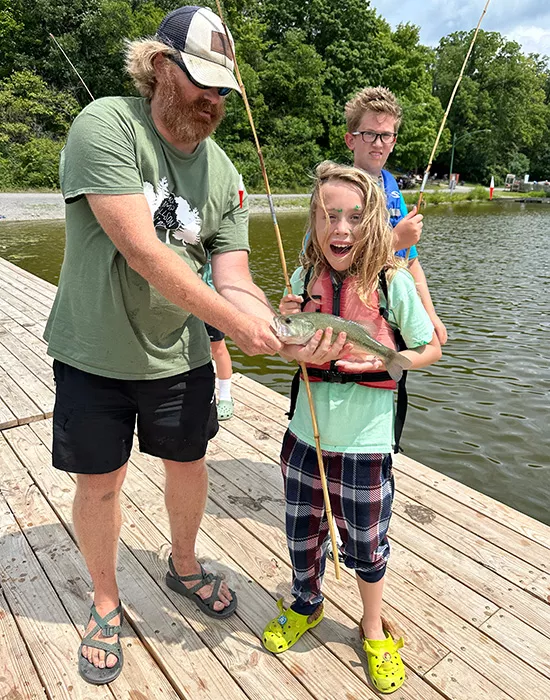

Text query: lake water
(1, 200), (549, 525)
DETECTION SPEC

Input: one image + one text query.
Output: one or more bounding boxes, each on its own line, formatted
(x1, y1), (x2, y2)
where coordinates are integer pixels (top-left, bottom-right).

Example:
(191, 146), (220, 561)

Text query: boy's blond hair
(302, 161), (402, 306)
(124, 38), (179, 99)
(345, 86), (403, 134)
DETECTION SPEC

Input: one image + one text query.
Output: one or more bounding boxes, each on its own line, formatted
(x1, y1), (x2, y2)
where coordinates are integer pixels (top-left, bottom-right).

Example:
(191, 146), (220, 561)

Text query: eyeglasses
(352, 130), (397, 145)
(167, 55), (232, 97)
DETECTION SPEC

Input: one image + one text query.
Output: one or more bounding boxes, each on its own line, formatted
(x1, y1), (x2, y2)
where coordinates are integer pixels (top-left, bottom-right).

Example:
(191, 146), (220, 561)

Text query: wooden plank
(0, 318), (50, 358)
(392, 470), (550, 574)
(480, 610), (550, 679)
(4, 423), (263, 700)
(388, 513), (550, 639)
(216, 392), (550, 638)
(0, 368), (44, 426)
(0, 590), (47, 700)
(0, 492), (112, 700)
(0, 262), (57, 300)
(426, 654), (514, 700)
(0, 327), (54, 387)
(0, 432), (184, 700)
(391, 491), (548, 598)
(205, 435), (498, 630)
(0, 267), (56, 312)
(232, 373), (550, 556)
(197, 465), (550, 700)
(126, 448), (445, 700)
(0, 334), (54, 416)
(0, 277), (51, 320)
(0, 258), (57, 294)
(28, 419), (370, 700)
(394, 453), (550, 552)
(211, 419), (549, 692)
(0, 394), (18, 429)
(0, 294), (39, 327)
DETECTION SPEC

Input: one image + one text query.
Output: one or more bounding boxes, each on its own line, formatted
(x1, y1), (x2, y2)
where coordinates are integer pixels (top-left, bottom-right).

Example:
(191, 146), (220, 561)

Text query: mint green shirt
(288, 267), (434, 454)
(44, 97), (249, 379)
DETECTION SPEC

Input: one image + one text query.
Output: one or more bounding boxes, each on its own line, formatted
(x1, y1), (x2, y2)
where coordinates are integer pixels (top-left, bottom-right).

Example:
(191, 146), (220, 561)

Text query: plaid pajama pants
(281, 430), (395, 610)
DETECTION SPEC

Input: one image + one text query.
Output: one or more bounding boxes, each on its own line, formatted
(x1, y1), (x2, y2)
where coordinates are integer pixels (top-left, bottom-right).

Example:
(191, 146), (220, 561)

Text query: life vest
(287, 266), (409, 453)
(382, 169), (404, 228)
(302, 268), (397, 390)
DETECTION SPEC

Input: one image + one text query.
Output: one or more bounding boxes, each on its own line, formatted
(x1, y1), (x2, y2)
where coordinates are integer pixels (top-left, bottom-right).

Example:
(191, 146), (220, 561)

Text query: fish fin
(386, 353), (412, 383)
(353, 318), (379, 337)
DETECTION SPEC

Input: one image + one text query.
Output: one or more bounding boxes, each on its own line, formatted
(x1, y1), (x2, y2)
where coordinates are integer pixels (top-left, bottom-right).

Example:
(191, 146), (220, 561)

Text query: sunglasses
(167, 55), (232, 97)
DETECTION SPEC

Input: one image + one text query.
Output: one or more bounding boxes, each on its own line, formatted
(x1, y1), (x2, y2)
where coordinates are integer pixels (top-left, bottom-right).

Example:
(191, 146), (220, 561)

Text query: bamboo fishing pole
(214, 0), (342, 579)
(410, 0), (492, 258)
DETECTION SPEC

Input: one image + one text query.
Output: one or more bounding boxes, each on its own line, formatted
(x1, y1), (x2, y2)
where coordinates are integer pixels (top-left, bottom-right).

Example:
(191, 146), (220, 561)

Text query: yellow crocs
(361, 626), (405, 694)
(262, 599), (324, 654)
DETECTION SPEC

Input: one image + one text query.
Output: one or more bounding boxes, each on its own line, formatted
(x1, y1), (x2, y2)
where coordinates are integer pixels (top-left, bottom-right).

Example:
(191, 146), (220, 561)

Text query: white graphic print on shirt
(144, 178), (202, 246)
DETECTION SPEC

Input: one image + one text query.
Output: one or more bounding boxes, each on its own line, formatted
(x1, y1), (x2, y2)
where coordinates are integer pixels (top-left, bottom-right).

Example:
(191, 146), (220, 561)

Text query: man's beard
(155, 64), (225, 143)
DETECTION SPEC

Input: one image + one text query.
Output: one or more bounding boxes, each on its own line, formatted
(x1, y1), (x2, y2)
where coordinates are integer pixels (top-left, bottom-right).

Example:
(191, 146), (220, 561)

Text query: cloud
(370, 0), (550, 56)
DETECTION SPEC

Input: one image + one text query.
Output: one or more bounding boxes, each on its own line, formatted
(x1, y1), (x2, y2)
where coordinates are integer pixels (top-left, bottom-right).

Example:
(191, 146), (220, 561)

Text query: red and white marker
(489, 175), (494, 200)
(238, 174), (244, 208)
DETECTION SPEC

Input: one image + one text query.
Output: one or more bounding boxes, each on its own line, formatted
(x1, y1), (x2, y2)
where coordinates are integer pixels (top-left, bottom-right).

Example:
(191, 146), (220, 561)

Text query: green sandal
(78, 602), (123, 685)
(262, 599), (324, 654)
(166, 554), (238, 619)
(360, 624), (405, 694)
(217, 399), (234, 421)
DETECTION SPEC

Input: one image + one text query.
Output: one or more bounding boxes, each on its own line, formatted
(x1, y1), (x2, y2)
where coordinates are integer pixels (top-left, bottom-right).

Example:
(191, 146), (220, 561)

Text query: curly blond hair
(345, 86), (403, 134)
(124, 38), (179, 99)
(301, 161), (402, 306)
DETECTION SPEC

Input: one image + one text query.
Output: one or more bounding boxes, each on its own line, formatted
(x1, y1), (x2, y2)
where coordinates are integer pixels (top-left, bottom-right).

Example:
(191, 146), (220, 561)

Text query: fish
(272, 312), (412, 382)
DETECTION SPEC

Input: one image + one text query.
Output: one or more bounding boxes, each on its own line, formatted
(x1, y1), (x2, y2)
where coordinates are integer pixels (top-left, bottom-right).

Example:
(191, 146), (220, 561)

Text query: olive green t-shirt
(44, 96), (249, 379)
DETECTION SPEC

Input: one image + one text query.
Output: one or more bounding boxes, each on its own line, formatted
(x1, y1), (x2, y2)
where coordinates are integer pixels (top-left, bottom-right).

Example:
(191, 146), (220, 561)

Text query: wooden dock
(1, 255), (549, 700)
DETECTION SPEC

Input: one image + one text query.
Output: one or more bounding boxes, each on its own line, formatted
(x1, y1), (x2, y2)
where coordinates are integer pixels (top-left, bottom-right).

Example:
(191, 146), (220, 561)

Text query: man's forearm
(216, 278), (275, 324)
(86, 193), (247, 336)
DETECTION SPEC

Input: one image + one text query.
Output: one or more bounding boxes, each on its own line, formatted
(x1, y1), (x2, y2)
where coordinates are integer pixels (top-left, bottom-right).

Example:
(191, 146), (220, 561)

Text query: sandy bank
(0, 192), (309, 222)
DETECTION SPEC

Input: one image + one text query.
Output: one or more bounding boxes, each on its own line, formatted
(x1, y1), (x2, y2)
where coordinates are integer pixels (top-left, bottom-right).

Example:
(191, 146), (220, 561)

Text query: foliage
(1, 2), (549, 190)
(433, 30), (550, 183)
(0, 69), (79, 188)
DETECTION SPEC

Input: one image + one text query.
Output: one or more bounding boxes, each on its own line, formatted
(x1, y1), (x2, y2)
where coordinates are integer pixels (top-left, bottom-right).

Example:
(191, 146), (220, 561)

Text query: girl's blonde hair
(302, 161), (402, 305)
(124, 38), (178, 99)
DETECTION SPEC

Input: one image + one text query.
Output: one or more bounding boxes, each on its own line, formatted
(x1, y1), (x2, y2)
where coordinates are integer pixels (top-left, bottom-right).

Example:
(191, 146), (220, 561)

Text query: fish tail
(386, 353), (412, 383)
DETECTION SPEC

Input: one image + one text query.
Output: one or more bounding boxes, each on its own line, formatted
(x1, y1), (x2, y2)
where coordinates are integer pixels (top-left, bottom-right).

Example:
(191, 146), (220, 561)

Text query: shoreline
(0, 192), (310, 222)
(0, 190), (536, 223)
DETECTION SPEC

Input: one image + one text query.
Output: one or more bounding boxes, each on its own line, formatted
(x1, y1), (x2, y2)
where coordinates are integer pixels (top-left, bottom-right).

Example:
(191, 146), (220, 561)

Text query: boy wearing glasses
(345, 86), (447, 345)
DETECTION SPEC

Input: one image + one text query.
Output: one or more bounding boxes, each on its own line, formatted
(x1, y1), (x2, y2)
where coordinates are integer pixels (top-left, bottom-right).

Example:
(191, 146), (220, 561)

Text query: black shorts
(204, 322), (225, 342)
(52, 360), (219, 474)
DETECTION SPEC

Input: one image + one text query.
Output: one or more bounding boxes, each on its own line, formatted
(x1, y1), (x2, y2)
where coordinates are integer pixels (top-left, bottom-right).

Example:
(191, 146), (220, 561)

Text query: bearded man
(44, 6), (282, 684)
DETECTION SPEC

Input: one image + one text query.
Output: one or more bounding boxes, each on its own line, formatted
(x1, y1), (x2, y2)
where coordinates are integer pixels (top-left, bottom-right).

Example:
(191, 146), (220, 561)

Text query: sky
(370, 0), (550, 57)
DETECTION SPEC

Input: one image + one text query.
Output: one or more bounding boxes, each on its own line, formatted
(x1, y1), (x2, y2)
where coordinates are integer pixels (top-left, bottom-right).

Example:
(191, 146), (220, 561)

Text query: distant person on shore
(202, 258), (234, 420)
(43, 5), (283, 685)
(344, 86), (448, 345)
(262, 162), (441, 695)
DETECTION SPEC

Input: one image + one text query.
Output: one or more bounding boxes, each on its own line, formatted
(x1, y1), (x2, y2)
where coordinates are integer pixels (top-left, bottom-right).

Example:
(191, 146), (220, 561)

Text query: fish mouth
(272, 315), (292, 338)
(330, 244), (353, 256)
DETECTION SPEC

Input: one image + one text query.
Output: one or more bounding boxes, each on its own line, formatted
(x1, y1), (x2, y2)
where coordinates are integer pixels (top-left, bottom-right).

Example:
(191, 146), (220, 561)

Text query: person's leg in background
(206, 323), (234, 420)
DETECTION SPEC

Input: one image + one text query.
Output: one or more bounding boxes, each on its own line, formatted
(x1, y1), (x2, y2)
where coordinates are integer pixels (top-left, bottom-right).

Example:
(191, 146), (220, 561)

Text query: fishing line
(49, 33), (95, 102)
(408, 0), (493, 258)
(214, 0), (342, 579)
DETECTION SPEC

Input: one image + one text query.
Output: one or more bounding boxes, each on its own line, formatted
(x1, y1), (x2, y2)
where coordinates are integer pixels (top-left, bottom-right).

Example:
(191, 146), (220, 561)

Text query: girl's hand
(335, 353), (385, 373)
(279, 294), (303, 315)
(280, 328), (353, 364)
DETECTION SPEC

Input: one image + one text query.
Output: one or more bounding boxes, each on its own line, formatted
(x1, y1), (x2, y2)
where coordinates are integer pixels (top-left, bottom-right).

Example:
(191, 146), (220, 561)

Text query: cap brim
(180, 53), (241, 95)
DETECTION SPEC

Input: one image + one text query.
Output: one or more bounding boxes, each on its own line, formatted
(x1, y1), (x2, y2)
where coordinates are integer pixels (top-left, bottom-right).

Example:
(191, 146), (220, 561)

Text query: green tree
(433, 30), (550, 182)
(0, 70), (80, 188)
